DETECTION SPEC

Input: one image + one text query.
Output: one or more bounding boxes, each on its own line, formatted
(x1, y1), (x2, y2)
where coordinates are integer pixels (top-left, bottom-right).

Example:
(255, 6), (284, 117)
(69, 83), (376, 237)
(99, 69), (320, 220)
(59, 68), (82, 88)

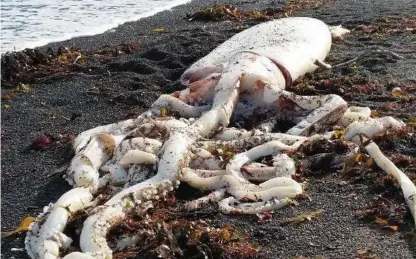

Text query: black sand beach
(2, 0), (416, 258)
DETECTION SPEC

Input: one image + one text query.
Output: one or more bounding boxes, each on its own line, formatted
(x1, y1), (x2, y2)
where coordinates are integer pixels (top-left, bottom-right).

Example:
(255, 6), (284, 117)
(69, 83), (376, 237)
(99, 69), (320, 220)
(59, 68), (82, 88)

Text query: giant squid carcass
(25, 17), (410, 259)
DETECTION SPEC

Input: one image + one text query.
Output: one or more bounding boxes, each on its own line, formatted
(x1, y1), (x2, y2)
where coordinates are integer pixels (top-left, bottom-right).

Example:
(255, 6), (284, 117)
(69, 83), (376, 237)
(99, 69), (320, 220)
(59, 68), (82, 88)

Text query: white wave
(1, 0), (192, 53)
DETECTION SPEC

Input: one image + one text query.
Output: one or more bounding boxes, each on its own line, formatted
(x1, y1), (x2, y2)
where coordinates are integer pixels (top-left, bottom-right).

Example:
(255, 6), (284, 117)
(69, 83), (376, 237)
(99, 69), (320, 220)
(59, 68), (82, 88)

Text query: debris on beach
(291, 256), (328, 259)
(105, 195), (263, 259)
(1, 83), (32, 106)
(31, 135), (54, 151)
(57, 46), (82, 64)
(282, 0), (324, 15)
(295, 138), (352, 176)
(231, 24), (250, 32)
(365, 142), (416, 227)
(356, 249), (380, 259)
(1, 49), (52, 88)
(256, 211), (273, 223)
(186, 0), (325, 22)
(1, 41), (140, 88)
(290, 75), (415, 123)
(352, 15), (416, 36)
(186, 4), (270, 22)
(1, 93), (13, 102)
(1, 216), (35, 238)
(279, 209), (324, 225)
(356, 196), (408, 231)
(29, 133), (74, 151)
(153, 28), (168, 33)
(93, 41), (140, 56)
(119, 42), (140, 54)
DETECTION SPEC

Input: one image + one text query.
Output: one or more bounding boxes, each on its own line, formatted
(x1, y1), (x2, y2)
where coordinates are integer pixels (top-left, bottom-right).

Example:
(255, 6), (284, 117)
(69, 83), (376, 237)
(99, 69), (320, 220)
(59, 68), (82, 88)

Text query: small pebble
(392, 87), (402, 93)
(11, 248), (24, 252)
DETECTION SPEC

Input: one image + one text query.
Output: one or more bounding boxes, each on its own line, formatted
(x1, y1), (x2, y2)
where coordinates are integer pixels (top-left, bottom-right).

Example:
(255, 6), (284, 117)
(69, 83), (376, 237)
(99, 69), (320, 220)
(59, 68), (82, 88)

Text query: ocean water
(1, 0), (191, 53)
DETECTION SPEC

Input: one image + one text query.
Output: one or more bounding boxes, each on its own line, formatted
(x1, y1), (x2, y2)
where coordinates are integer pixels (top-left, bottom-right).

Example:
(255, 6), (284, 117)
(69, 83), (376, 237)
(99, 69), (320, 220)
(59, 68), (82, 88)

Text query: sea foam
(1, 0), (191, 53)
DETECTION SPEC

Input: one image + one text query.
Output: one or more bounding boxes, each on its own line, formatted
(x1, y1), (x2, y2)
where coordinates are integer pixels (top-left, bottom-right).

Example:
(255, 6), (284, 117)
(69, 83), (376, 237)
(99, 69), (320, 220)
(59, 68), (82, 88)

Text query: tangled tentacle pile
(24, 17), (414, 259)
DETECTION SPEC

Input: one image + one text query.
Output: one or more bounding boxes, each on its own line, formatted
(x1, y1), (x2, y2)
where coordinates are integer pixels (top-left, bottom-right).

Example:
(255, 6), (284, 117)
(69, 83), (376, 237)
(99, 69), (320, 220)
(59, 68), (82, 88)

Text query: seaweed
(281, 0), (324, 16)
(356, 196), (409, 230)
(28, 133), (74, 152)
(1, 83), (31, 107)
(279, 209), (324, 226)
(356, 249), (381, 259)
(290, 74), (415, 123)
(104, 193), (264, 259)
(186, 0), (324, 22)
(186, 4), (271, 22)
(1, 216), (35, 238)
(352, 15), (416, 36)
(291, 138), (352, 177)
(300, 139), (349, 156)
(0, 41), (140, 88)
(290, 74), (380, 96)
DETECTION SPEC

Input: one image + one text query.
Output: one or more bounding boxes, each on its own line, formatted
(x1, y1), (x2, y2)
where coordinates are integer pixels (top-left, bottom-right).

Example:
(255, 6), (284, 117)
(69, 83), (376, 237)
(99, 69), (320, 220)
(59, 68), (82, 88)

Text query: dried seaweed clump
(356, 196), (409, 231)
(187, 0), (324, 22)
(282, 0), (324, 16)
(294, 138), (351, 176)
(186, 4), (273, 22)
(353, 15), (416, 36)
(102, 194), (263, 259)
(1, 49), (52, 88)
(290, 74), (381, 96)
(291, 75), (415, 125)
(371, 126), (414, 152)
(1, 41), (140, 88)
(356, 249), (381, 259)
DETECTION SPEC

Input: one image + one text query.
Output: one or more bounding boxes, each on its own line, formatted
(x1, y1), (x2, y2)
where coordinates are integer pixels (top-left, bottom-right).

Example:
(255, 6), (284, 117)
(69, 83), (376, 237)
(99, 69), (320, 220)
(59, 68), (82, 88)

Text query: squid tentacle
(75, 53), (250, 257)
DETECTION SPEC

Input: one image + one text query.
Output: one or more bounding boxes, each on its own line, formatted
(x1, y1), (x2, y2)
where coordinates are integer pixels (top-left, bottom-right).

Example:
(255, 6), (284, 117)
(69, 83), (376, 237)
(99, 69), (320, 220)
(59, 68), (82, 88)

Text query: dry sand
(1, 0), (416, 258)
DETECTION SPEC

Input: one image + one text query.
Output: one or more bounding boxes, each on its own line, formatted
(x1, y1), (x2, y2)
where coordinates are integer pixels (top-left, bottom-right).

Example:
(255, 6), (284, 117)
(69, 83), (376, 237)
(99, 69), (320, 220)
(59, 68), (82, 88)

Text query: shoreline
(1, 0), (193, 54)
(2, 0), (416, 258)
